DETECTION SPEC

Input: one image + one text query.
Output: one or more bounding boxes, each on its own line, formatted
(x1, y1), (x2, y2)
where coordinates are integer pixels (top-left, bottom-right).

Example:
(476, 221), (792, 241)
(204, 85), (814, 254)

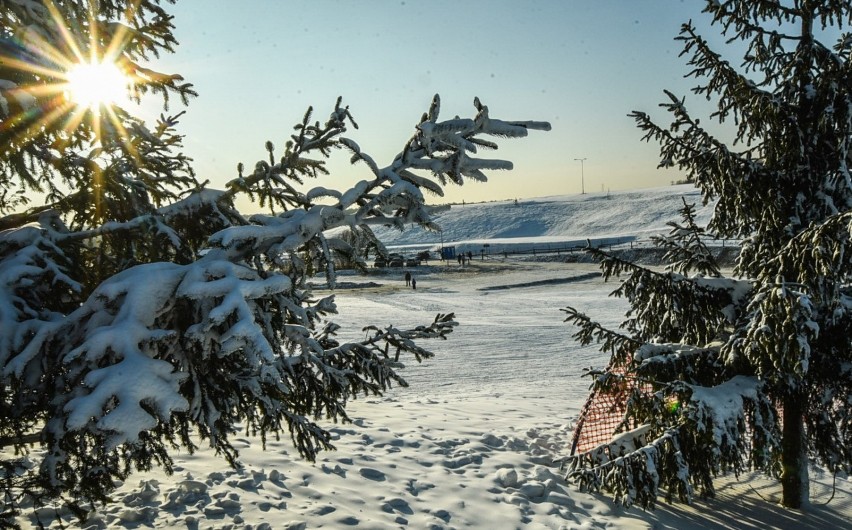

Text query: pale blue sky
(147, 1), (724, 204)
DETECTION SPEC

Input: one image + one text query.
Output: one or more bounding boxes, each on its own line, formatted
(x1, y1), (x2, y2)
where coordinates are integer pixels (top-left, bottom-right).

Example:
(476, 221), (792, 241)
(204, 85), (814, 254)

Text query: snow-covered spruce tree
(563, 0), (852, 510)
(0, 0), (550, 524)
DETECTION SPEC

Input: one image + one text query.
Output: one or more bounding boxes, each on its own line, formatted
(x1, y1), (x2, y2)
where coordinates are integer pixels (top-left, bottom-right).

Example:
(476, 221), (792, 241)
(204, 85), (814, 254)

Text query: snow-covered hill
(373, 184), (715, 254)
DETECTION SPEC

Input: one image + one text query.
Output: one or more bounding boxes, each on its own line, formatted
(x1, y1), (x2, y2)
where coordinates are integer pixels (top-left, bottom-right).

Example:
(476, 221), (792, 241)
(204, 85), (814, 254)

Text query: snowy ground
(21, 260), (852, 529)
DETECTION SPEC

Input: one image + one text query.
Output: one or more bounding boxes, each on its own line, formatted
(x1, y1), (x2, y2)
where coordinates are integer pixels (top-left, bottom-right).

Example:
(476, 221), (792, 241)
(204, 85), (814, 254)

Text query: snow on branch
(0, 217), (79, 367)
(728, 279), (819, 381)
(291, 94), (551, 237)
(686, 375), (762, 450)
(6, 263), (189, 455)
(3, 249), (298, 455)
(768, 209), (852, 301)
(565, 425), (692, 509)
(632, 343), (726, 386)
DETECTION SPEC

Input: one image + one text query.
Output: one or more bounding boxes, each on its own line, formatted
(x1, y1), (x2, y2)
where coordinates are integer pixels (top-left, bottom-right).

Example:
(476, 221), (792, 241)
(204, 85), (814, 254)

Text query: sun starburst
(1, 0), (138, 152)
(65, 61), (131, 111)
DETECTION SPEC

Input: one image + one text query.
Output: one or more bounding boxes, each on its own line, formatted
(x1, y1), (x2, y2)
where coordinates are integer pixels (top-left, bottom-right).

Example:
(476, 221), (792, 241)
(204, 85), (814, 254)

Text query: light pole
(574, 157), (587, 195)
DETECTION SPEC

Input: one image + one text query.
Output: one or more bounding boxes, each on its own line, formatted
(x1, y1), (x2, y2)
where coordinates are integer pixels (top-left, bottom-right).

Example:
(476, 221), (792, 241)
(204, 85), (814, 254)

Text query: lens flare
(666, 397), (681, 414)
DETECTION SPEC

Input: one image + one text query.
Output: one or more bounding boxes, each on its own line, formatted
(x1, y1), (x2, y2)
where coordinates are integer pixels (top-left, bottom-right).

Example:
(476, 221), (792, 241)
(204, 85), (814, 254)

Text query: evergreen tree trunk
(781, 5), (813, 511)
(781, 393), (808, 509)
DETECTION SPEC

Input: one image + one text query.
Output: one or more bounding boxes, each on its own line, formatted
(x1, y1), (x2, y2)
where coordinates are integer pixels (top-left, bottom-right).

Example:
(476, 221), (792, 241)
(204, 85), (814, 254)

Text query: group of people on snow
(456, 250), (473, 266)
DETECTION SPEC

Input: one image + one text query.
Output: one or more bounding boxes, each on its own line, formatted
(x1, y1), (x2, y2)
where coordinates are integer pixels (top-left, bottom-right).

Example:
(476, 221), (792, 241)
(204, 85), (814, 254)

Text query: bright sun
(65, 61), (130, 110)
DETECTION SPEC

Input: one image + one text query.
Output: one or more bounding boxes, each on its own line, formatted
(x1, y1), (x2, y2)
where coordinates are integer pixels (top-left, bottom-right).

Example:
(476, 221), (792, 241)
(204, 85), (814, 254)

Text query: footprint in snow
(321, 463), (347, 477)
(358, 467), (387, 481)
(381, 497), (413, 515)
(309, 504), (337, 516)
(406, 478), (435, 496)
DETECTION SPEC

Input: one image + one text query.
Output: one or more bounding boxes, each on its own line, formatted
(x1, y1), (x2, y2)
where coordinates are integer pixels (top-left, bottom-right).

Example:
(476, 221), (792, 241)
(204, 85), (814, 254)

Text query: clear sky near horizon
(147, 0), (729, 205)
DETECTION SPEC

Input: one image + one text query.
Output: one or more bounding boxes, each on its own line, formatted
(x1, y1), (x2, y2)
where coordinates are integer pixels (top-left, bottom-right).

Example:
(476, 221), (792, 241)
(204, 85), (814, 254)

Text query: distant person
(411, 277), (417, 290)
(404, 271), (411, 287)
(467, 251), (473, 262)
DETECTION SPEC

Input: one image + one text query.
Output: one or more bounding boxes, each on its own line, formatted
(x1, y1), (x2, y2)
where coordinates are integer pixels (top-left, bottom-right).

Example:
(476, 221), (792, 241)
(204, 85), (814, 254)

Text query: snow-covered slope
(373, 184), (714, 252)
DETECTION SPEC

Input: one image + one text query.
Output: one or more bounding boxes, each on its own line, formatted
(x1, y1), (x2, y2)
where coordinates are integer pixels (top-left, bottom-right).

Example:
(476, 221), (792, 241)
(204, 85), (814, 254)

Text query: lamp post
(574, 157), (587, 195)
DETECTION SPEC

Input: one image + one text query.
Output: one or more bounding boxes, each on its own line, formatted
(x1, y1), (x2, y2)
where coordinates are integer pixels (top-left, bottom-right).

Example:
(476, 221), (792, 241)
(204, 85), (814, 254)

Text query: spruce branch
(652, 196), (722, 277)
(561, 306), (640, 364)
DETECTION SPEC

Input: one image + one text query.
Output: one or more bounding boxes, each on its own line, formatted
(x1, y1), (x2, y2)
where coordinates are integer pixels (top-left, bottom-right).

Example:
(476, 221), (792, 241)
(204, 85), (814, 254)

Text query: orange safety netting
(570, 363), (652, 455)
(570, 362), (784, 456)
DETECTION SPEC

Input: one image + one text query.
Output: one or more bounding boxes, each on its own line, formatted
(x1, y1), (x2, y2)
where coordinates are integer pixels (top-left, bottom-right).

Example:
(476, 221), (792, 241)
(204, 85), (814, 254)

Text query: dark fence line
(444, 237), (742, 261)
